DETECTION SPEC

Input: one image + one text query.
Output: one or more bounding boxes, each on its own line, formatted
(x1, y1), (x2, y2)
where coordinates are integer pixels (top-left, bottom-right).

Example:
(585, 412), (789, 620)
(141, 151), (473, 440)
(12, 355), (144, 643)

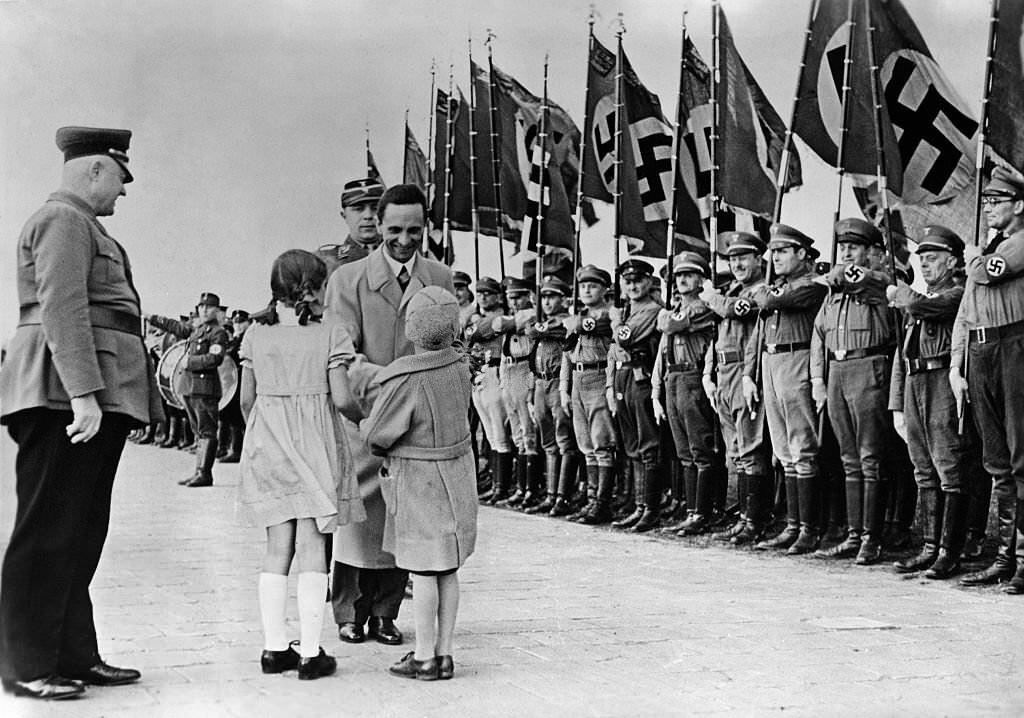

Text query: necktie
(397, 266), (410, 293)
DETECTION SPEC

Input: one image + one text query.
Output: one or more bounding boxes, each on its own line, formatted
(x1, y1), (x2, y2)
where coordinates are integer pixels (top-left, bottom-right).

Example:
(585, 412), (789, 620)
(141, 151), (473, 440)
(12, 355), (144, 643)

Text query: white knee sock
(258, 572), (289, 651)
(297, 572), (328, 658)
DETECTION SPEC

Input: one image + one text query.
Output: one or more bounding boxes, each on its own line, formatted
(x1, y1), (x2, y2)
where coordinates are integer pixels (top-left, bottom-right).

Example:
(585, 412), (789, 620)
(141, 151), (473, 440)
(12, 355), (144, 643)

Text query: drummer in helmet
(146, 291), (231, 486)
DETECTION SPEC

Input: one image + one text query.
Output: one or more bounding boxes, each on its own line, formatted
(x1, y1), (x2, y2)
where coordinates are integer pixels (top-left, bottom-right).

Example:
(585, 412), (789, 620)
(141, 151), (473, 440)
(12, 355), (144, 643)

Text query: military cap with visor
(982, 166), (1024, 199)
(834, 217), (884, 248)
(230, 309), (251, 323)
(56, 126), (133, 183)
(619, 258), (655, 280)
(452, 270), (472, 287)
(769, 223), (820, 259)
(539, 277), (571, 296)
(576, 264), (612, 286)
(916, 224), (964, 258)
(672, 251), (710, 277)
(503, 277), (531, 295)
(340, 177), (386, 208)
(197, 292), (227, 310)
(720, 231), (766, 257)
(476, 276), (502, 294)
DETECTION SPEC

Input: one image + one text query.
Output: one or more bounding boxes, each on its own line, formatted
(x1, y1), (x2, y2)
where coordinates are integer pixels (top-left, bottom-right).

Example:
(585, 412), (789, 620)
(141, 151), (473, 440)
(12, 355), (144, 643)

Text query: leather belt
(667, 361), (699, 373)
(906, 355), (951, 375)
(717, 349), (742, 365)
(969, 318), (1024, 345)
(536, 369), (561, 381)
(503, 354), (531, 365)
(19, 304), (142, 337)
(573, 361), (607, 372)
(828, 345), (893, 362)
(764, 341), (810, 354)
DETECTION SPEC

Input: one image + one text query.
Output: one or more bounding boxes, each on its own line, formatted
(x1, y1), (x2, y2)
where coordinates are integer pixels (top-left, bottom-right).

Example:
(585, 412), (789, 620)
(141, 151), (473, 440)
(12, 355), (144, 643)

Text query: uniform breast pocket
(94, 243), (127, 284)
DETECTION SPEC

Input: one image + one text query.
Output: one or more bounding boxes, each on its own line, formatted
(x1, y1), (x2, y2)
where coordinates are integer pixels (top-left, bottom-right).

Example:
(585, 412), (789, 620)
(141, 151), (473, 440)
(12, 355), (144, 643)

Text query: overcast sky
(0, 0), (988, 340)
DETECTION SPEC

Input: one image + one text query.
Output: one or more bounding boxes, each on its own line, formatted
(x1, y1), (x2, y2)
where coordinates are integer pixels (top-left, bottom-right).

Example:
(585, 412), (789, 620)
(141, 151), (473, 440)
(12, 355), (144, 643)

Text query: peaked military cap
(230, 309), (250, 322)
(197, 292), (225, 309)
(340, 177), (386, 208)
(916, 224), (964, 257)
(619, 258), (655, 280)
(476, 276), (502, 294)
(503, 277), (531, 295)
(576, 264), (612, 286)
(672, 251), (710, 277)
(983, 166), (1024, 198)
(56, 126), (133, 183)
(540, 277), (571, 296)
(452, 270), (472, 287)
(720, 231), (766, 257)
(834, 217), (883, 248)
(769, 223), (819, 259)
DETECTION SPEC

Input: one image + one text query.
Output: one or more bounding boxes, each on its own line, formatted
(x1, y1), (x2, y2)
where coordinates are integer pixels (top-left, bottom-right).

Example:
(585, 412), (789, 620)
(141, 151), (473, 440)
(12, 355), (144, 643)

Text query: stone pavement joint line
(1, 438), (1023, 716)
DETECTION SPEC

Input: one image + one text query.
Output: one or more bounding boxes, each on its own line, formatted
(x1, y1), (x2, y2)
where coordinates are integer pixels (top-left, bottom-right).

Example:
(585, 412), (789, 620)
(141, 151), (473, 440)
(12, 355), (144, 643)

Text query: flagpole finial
(587, 4), (599, 27)
(485, 28), (496, 48)
(612, 12), (626, 37)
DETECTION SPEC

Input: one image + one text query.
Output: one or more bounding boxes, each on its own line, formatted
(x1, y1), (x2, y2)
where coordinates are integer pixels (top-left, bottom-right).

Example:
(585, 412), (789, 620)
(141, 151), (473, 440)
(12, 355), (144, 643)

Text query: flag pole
(468, 36), (482, 280)
(572, 7), (598, 313)
(613, 13), (626, 307)
(425, 60), (437, 255)
(831, 0), (857, 267)
(973, 0), (999, 248)
(403, 108), (410, 180)
(710, 1), (721, 286)
(535, 53), (550, 321)
(486, 29), (508, 278)
(666, 10), (688, 281)
(773, 0), (818, 224)
(865, 0), (903, 351)
(443, 63), (456, 267)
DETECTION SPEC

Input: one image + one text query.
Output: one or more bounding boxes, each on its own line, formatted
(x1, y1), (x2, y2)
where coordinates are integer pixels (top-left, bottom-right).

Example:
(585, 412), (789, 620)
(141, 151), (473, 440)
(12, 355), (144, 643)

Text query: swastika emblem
(987, 256), (1007, 277)
(535, 321), (548, 333)
(616, 325), (632, 342)
(581, 317), (596, 332)
(769, 286), (783, 297)
(734, 298), (752, 316)
(844, 265), (865, 284)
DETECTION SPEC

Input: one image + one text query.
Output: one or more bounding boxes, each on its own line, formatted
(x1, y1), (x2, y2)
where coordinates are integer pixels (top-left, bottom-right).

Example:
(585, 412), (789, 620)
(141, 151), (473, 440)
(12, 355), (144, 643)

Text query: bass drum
(155, 340), (239, 411)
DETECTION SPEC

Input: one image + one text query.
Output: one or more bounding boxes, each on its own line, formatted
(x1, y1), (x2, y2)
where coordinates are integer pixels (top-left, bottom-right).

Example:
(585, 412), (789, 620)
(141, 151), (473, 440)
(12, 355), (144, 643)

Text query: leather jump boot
(661, 459), (683, 519)
(527, 454), (560, 514)
(713, 471), (747, 542)
(178, 420), (194, 450)
(136, 422), (157, 445)
(219, 423), (243, 463)
(678, 467), (715, 535)
(158, 415), (180, 448)
(788, 474), (821, 555)
(549, 453), (579, 517)
(816, 480), (863, 559)
(518, 454), (543, 511)
(664, 464), (696, 531)
(487, 452), (514, 505)
(478, 450), (497, 501)
(962, 471), (992, 559)
(732, 473), (767, 546)
(926, 491), (968, 580)
(499, 454), (528, 508)
(632, 462), (662, 533)
(580, 465), (614, 525)
(569, 463), (599, 521)
(182, 437), (217, 487)
(757, 472), (800, 550)
(612, 460), (645, 529)
(894, 487), (941, 573)
(216, 421), (230, 458)
(961, 493), (1017, 586)
(1004, 499), (1024, 594)
(856, 482), (886, 565)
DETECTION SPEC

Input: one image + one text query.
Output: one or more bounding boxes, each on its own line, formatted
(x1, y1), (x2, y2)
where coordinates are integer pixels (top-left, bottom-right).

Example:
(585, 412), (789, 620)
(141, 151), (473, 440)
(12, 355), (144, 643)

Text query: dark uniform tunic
(608, 298), (662, 466)
(494, 310), (538, 455)
(560, 302), (616, 468)
(466, 307), (511, 455)
(528, 310), (575, 456)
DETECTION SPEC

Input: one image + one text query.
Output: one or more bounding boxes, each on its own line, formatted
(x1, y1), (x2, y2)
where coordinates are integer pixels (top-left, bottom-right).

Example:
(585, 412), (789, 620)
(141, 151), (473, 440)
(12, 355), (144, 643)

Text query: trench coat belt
(19, 303), (142, 337)
(387, 435), (472, 461)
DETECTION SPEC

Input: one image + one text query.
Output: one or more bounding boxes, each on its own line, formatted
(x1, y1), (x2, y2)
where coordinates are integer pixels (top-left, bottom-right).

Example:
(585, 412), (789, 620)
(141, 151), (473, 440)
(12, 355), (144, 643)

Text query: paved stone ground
(1, 436), (1024, 717)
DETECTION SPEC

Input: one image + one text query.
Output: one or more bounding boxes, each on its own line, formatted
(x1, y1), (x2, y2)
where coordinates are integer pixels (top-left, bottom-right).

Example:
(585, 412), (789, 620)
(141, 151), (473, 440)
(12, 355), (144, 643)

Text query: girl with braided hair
(238, 249), (365, 680)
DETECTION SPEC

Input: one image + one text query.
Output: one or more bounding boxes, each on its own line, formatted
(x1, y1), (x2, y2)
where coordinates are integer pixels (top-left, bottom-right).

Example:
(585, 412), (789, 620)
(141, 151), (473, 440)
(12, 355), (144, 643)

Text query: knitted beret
(405, 286), (460, 350)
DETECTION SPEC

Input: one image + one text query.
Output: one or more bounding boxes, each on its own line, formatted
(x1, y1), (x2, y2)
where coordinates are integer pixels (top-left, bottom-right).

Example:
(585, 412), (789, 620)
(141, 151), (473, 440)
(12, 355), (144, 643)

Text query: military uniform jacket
(810, 264), (894, 381)
(655, 295), (718, 370)
(706, 277), (768, 362)
(464, 307), (506, 368)
(494, 309), (536, 362)
(526, 310), (569, 377)
(888, 273), (964, 410)
(336, 235), (381, 268)
(951, 228), (1024, 370)
(558, 302), (613, 392)
(607, 298), (662, 380)
(147, 315), (230, 398)
(0, 191), (162, 426)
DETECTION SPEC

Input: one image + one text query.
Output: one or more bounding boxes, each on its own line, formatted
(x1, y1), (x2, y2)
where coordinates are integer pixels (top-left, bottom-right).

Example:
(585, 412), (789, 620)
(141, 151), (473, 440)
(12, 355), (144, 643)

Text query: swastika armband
(986, 255), (1007, 278)
(581, 316), (597, 333)
(734, 298), (752, 317)
(209, 344), (224, 356)
(616, 325), (632, 342)
(843, 265), (865, 284)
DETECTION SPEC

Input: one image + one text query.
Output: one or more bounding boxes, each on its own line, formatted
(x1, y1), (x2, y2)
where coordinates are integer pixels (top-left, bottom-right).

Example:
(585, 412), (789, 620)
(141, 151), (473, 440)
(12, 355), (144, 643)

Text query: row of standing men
(459, 166), (1024, 595)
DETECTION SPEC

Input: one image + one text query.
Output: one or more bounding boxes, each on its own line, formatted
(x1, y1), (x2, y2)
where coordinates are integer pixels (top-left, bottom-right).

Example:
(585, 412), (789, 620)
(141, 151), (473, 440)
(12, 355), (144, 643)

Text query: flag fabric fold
(403, 123), (429, 191)
(989, 0), (1024, 171)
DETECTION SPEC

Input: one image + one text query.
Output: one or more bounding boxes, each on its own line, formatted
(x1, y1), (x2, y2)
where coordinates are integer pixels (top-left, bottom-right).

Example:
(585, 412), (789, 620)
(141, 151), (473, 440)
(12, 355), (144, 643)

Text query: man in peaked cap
(560, 265), (618, 523)
(652, 252), (721, 535)
(951, 167), (1024, 593)
(147, 292), (231, 487)
(887, 225), (971, 579)
(810, 218), (896, 565)
(317, 177), (386, 274)
(606, 259), (664, 532)
(745, 224), (828, 554)
(0, 126), (154, 699)
(701, 232), (773, 545)
(452, 271), (475, 326)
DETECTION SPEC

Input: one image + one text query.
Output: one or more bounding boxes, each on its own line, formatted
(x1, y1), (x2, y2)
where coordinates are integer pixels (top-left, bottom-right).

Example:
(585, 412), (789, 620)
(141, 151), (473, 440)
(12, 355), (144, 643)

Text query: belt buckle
(766, 343), (777, 354)
(615, 360), (623, 370)
(503, 355), (514, 365)
(575, 362), (585, 372)
(834, 349), (847, 361)
(977, 327), (988, 344)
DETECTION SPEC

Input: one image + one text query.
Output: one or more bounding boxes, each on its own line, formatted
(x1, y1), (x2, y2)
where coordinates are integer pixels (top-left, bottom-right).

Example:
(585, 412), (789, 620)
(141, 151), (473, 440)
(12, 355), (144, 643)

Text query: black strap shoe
(2, 675), (85, 700)
(260, 642), (300, 674)
(297, 649), (337, 680)
(388, 651), (439, 681)
(62, 661), (140, 686)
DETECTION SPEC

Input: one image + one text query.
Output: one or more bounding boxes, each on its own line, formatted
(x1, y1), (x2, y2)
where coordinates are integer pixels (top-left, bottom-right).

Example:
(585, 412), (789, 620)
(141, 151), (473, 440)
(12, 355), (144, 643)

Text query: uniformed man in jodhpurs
(952, 168), (1024, 594)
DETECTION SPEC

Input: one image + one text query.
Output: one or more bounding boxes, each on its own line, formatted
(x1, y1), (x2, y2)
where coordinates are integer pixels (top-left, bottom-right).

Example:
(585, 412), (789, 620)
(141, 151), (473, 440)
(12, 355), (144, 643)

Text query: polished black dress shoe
(388, 651), (438, 681)
(368, 616), (403, 645)
(63, 662), (140, 686)
(260, 642), (300, 674)
(437, 655), (454, 680)
(2, 675), (85, 700)
(338, 621), (365, 643)
(297, 649), (337, 680)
